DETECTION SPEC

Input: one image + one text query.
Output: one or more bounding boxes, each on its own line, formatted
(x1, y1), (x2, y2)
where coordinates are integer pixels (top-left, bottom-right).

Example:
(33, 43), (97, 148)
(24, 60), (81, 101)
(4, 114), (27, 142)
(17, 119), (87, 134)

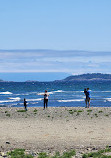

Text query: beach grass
(94, 113), (98, 117)
(7, 149), (33, 158)
(38, 152), (49, 158)
(33, 109), (38, 113)
(98, 110), (103, 113)
(87, 109), (92, 112)
(38, 150), (76, 158)
(17, 110), (27, 112)
(68, 109), (83, 114)
(5, 147), (111, 158)
(77, 110), (83, 113)
(69, 110), (74, 114)
(82, 146), (111, 158)
(6, 113), (10, 117)
(105, 114), (109, 117)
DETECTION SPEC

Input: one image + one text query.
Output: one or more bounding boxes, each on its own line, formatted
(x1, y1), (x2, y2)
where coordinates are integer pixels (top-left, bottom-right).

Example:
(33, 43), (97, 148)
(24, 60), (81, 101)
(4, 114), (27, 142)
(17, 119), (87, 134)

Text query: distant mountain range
(55, 73), (111, 82)
(0, 73), (111, 82)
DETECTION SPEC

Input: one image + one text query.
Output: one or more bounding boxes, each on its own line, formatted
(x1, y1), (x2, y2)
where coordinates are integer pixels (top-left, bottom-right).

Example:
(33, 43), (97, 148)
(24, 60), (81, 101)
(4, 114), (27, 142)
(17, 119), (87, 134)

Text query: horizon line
(0, 49), (111, 53)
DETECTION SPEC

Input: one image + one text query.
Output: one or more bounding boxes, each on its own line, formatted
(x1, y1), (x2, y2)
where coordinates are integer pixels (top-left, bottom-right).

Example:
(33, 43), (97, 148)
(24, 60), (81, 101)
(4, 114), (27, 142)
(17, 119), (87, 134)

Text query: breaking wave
(58, 99), (84, 102)
(0, 91), (13, 95)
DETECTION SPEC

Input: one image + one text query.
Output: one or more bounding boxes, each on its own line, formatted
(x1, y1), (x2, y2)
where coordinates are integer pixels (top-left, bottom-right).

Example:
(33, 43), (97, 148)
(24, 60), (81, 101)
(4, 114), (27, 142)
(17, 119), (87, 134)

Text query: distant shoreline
(1, 73), (111, 82)
(0, 78), (111, 83)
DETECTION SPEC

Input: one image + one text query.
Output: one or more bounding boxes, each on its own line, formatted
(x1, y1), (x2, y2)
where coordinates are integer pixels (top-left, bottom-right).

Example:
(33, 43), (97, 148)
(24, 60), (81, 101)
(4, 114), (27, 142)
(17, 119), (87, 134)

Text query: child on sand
(24, 98), (27, 111)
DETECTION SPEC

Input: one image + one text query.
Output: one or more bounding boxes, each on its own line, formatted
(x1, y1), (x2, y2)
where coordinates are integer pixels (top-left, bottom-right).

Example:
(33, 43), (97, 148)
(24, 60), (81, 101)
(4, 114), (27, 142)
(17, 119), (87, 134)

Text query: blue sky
(0, 0), (111, 50)
(0, 0), (111, 81)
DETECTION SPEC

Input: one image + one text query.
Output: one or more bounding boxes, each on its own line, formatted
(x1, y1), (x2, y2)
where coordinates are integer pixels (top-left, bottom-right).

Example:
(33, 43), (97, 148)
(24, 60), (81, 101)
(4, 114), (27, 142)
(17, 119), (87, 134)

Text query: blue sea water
(0, 81), (111, 107)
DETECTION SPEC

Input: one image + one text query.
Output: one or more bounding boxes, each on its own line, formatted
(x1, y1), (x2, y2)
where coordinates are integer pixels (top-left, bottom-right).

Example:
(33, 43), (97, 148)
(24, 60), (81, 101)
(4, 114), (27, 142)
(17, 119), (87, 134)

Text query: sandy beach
(0, 107), (111, 155)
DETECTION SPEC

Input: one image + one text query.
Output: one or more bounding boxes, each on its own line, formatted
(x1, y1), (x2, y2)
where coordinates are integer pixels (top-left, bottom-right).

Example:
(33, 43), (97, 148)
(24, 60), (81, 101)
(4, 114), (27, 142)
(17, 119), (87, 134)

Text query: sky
(0, 0), (111, 81)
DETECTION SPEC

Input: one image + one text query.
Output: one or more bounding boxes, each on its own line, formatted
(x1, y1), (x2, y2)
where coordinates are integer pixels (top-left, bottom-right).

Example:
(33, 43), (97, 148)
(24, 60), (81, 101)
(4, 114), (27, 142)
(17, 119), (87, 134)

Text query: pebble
(1, 152), (7, 157)
(5, 142), (10, 145)
(87, 147), (92, 151)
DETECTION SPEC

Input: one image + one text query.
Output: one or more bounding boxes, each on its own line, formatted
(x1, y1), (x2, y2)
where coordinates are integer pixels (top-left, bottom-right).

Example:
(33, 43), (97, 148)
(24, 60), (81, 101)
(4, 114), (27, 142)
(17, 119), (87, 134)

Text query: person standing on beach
(84, 88), (87, 106)
(24, 98), (27, 111)
(44, 90), (49, 109)
(85, 88), (91, 108)
(84, 88), (87, 96)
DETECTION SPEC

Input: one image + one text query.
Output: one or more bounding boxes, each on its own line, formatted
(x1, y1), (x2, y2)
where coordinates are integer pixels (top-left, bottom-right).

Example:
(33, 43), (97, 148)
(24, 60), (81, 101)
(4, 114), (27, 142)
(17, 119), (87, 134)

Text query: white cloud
(0, 50), (111, 74)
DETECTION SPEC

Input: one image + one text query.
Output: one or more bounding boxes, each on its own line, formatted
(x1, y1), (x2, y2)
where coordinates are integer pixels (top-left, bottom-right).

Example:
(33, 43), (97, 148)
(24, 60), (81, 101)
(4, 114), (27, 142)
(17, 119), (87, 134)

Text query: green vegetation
(6, 113), (10, 117)
(7, 149), (33, 158)
(98, 110), (103, 113)
(33, 109), (37, 113)
(94, 113), (98, 117)
(51, 152), (60, 158)
(17, 110), (27, 112)
(5, 111), (8, 113)
(38, 150), (76, 158)
(59, 150), (76, 158)
(68, 109), (82, 115)
(68, 109), (74, 114)
(77, 110), (83, 113)
(38, 152), (49, 158)
(69, 110), (74, 114)
(68, 110), (73, 112)
(82, 146), (111, 158)
(105, 114), (109, 117)
(5, 147), (111, 158)
(87, 109), (92, 112)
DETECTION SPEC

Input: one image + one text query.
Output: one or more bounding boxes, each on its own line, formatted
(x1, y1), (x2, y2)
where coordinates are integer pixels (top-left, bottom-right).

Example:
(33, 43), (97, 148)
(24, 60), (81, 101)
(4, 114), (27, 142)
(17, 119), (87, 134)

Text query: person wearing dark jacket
(44, 90), (49, 109)
(24, 98), (27, 111)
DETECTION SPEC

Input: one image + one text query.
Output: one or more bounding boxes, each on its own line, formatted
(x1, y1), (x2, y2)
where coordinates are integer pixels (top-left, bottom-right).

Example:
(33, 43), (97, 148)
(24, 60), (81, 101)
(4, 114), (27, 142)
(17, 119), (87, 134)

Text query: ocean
(0, 81), (111, 107)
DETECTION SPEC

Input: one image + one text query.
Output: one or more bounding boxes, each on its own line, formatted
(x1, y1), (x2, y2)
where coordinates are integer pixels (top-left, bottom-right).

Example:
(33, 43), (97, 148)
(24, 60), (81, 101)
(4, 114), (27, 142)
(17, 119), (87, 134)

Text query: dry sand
(0, 107), (111, 153)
